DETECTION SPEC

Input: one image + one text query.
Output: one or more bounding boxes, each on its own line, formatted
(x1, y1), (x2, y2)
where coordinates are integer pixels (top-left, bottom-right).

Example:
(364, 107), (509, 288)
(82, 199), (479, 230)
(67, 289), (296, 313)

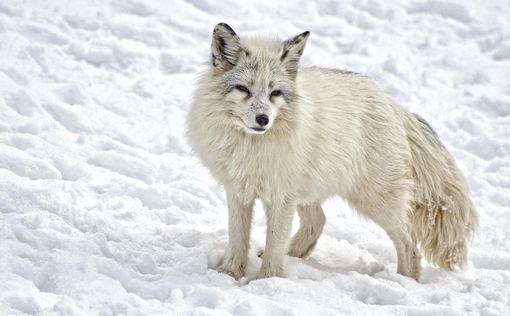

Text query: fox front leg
(216, 190), (254, 280)
(257, 200), (295, 279)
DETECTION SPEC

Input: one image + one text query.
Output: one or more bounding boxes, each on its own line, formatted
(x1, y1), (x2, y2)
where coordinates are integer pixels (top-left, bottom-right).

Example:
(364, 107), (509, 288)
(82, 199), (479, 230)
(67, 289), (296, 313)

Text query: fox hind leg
(387, 227), (421, 280)
(358, 195), (421, 280)
(288, 203), (326, 258)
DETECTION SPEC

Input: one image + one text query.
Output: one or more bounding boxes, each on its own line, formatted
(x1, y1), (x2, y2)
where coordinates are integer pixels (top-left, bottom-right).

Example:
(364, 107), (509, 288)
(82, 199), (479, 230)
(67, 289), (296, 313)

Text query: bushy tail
(407, 114), (478, 270)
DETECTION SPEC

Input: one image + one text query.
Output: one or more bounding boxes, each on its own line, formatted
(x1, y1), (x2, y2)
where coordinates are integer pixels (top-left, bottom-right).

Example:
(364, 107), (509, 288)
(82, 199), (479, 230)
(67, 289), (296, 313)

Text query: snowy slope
(1, 0), (510, 315)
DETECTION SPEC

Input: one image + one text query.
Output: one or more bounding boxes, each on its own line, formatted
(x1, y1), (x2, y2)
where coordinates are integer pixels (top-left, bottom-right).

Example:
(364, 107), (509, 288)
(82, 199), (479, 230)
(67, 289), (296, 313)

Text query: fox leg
(257, 200), (295, 279)
(288, 203), (326, 258)
(217, 189), (254, 280)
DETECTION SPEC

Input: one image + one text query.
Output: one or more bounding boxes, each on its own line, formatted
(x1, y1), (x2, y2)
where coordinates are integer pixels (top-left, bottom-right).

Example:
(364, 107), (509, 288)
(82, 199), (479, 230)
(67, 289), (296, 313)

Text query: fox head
(208, 23), (309, 135)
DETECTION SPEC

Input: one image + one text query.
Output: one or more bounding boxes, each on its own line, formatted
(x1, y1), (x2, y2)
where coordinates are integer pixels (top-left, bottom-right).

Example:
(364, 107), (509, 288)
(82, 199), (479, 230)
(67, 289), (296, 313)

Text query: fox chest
(211, 142), (305, 200)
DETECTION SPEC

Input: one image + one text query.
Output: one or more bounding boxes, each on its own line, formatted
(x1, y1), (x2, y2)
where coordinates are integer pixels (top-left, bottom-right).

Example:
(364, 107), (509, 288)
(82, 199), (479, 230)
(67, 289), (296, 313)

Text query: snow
(1, 0), (509, 315)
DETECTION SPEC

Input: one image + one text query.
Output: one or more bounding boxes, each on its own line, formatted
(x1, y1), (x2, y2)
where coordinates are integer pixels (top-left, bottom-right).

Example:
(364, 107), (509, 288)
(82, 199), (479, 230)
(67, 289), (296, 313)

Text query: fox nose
(256, 114), (269, 127)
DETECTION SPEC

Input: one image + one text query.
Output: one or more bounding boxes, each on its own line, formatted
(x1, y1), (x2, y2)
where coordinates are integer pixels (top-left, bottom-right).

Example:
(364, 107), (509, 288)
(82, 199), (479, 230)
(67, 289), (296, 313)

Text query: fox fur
(186, 23), (478, 281)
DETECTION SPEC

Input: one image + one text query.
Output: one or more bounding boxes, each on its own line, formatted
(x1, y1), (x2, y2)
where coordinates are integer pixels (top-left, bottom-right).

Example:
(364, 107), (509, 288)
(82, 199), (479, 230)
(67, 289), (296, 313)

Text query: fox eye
(270, 90), (282, 97)
(235, 85), (251, 95)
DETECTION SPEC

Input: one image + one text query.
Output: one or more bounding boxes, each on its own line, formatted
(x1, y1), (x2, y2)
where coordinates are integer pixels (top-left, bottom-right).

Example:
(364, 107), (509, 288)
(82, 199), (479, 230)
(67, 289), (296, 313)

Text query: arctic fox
(186, 23), (478, 280)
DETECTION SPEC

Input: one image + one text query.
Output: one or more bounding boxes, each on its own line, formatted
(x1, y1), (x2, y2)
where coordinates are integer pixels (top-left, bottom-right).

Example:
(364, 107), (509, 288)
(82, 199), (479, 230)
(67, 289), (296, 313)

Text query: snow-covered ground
(1, 0), (509, 314)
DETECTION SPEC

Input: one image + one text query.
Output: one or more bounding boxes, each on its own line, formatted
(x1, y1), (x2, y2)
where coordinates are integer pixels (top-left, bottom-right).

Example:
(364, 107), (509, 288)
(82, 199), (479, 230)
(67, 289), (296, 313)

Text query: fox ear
(211, 23), (241, 72)
(281, 31), (310, 79)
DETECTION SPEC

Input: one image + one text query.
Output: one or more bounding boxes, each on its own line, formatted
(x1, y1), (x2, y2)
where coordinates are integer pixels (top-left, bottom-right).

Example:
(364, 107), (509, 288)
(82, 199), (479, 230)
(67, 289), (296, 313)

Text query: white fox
(186, 23), (478, 281)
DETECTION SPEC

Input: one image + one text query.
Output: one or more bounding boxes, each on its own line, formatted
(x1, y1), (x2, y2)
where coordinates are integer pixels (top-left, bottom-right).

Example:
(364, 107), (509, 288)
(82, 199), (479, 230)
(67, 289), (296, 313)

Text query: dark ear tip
(215, 22), (229, 28)
(214, 22), (236, 36)
(302, 31), (310, 37)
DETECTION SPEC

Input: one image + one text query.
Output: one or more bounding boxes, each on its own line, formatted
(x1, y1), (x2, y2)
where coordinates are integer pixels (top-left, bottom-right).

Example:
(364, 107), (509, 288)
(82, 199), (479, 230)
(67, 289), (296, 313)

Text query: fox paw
(216, 255), (246, 280)
(287, 245), (312, 259)
(256, 262), (285, 279)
